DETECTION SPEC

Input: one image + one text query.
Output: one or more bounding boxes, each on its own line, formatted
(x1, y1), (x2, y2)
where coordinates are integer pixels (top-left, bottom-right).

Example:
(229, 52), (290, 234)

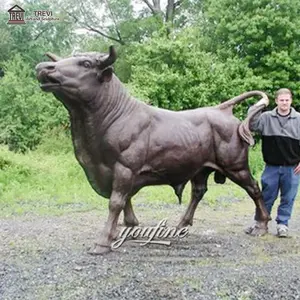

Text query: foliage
(249, 143), (264, 178)
(78, 37), (133, 82)
(201, 0), (300, 105)
(51, 0), (187, 45)
(1, 0), (300, 152)
(0, 0), (74, 152)
(51, 0), (162, 45)
(0, 143), (104, 217)
(0, 1), (76, 68)
(0, 139), (263, 217)
(0, 55), (68, 152)
(128, 29), (269, 116)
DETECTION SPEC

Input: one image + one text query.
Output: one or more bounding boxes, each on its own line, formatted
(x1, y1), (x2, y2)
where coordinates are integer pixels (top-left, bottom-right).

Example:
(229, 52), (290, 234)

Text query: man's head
(275, 88), (292, 115)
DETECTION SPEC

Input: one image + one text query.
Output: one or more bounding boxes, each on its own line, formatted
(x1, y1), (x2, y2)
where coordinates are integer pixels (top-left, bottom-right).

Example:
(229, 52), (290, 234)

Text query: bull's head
(35, 46), (117, 103)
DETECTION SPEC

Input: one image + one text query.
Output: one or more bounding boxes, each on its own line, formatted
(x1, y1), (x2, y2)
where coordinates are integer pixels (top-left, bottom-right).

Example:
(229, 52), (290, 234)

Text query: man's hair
(275, 88), (292, 99)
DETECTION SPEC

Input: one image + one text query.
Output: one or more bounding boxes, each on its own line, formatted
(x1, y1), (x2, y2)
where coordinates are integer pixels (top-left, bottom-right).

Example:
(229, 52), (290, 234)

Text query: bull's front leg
(123, 198), (139, 227)
(88, 164), (133, 255)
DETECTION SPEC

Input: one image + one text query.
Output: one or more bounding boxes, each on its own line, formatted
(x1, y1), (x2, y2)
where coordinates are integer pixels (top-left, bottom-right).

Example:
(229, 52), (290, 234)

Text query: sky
(1, 0), (169, 12)
(2, 0), (169, 35)
(0, 0), (13, 11)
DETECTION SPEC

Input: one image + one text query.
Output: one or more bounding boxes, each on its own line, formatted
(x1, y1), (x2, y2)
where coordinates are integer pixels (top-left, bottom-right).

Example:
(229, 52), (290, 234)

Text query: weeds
(0, 133), (265, 217)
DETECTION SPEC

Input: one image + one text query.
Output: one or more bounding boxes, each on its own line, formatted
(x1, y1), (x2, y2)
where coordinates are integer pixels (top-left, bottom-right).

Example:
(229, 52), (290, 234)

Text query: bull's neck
(69, 75), (139, 144)
(93, 75), (136, 129)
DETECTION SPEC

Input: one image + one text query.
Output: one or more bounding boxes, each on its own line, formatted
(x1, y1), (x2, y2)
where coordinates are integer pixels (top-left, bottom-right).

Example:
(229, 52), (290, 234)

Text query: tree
(0, 0), (74, 151)
(0, 55), (68, 152)
(128, 28), (269, 116)
(52, 0), (194, 45)
(0, 0), (76, 67)
(201, 0), (300, 102)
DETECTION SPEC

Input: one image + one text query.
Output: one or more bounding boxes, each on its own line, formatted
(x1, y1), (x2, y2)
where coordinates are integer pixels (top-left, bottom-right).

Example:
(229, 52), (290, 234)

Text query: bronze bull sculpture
(36, 46), (270, 255)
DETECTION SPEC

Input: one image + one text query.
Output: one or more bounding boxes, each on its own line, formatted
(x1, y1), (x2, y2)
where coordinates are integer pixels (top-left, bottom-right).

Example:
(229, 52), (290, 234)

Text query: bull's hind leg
(123, 198), (139, 227)
(177, 168), (213, 228)
(224, 167), (270, 236)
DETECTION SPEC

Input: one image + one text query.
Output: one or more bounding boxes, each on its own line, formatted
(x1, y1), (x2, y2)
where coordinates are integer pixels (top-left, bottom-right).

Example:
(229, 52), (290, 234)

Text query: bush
(36, 128), (73, 155)
(249, 143), (264, 179)
(128, 29), (270, 117)
(0, 54), (68, 152)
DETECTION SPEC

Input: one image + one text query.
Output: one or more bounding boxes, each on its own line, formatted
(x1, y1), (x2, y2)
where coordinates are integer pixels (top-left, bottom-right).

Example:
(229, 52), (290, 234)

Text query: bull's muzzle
(36, 62), (61, 90)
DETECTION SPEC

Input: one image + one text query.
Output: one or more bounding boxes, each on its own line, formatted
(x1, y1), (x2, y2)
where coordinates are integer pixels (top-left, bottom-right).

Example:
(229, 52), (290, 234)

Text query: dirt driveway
(1, 200), (300, 300)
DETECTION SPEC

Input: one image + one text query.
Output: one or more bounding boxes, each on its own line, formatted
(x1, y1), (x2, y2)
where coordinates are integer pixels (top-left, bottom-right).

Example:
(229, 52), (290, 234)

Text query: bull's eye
(83, 61), (92, 68)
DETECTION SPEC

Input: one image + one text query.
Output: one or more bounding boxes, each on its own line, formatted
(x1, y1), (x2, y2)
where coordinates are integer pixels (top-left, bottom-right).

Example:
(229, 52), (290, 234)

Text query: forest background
(1, 0), (300, 214)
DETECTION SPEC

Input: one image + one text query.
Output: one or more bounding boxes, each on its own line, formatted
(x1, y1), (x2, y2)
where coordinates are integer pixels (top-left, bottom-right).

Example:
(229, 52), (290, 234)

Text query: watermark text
(111, 219), (189, 249)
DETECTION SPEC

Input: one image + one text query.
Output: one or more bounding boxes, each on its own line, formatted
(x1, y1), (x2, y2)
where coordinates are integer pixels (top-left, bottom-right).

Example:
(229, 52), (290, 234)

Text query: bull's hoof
(177, 219), (192, 229)
(249, 226), (268, 236)
(87, 243), (111, 255)
(244, 221), (268, 236)
(123, 218), (139, 227)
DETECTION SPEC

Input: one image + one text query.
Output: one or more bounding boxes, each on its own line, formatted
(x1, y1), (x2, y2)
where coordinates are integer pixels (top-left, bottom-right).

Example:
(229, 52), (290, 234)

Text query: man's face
(275, 93), (292, 113)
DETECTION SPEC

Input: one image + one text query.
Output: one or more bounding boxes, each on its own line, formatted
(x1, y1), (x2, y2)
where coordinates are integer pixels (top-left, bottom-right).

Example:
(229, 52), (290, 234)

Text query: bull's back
(144, 108), (215, 172)
(148, 107), (245, 171)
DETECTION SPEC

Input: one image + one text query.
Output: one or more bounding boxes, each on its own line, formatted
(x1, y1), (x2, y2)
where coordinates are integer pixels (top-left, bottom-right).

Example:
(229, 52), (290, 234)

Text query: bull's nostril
(35, 62), (55, 73)
(46, 65), (55, 70)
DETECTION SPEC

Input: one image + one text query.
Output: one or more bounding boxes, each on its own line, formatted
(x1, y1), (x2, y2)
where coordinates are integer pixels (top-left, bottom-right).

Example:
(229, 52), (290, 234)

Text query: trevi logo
(7, 4), (59, 24)
(7, 5), (26, 24)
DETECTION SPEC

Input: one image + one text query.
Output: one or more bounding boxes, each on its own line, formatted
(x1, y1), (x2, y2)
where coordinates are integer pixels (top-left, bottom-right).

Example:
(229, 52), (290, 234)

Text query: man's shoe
(277, 224), (289, 238)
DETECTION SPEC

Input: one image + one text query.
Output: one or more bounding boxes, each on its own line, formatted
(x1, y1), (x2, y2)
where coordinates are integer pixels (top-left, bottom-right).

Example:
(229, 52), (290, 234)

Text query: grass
(0, 146), (104, 217)
(0, 133), (265, 218)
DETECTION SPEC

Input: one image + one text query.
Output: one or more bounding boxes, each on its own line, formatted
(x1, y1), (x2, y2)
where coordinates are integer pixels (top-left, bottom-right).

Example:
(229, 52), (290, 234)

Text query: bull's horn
(45, 52), (62, 62)
(100, 45), (117, 69)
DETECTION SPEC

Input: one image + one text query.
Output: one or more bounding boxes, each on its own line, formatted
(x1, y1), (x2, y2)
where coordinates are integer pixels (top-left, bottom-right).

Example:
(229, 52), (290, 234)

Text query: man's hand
(294, 163), (300, 174)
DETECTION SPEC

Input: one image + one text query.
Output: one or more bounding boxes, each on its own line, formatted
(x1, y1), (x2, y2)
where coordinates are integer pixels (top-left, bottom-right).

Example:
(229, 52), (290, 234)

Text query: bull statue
(36, 46), (270, 255)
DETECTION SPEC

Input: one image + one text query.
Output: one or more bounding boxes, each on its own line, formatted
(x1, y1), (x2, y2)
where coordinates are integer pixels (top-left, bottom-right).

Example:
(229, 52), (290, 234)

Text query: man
(246, 88), (300, 237)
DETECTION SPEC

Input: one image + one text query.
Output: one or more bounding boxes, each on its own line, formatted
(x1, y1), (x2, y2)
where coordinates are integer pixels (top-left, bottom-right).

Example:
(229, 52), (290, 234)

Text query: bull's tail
(217, 90), (269, 146)
(238, 102), (268, 145)
(216, 90), (269, 110)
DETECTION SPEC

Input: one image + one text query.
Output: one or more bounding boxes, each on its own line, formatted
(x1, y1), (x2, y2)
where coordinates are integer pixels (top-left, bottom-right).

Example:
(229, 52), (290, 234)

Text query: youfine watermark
(111, 219), (189, 249)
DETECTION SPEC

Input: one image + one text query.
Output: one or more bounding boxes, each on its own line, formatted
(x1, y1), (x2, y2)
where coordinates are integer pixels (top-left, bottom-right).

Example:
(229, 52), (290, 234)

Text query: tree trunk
(165, 0), (175, 24)
(142, 0), (162, 15)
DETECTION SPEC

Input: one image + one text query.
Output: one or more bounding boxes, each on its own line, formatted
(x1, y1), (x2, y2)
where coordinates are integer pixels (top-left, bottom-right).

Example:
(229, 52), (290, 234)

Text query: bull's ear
(101, 67), (114, 82)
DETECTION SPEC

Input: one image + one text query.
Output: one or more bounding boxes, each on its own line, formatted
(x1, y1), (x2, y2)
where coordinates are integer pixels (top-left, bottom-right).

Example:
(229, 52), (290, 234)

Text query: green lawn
(0, 135), (265, 218)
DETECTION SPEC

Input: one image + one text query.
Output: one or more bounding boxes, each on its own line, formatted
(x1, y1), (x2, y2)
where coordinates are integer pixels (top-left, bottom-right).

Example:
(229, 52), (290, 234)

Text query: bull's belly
(137, 160), (202, 186)
(149, 151), (210, 175)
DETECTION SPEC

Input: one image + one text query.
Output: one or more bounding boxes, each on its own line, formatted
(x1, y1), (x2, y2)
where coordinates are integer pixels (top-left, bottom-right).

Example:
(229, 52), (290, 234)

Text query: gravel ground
(1, 200), (300, 300)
